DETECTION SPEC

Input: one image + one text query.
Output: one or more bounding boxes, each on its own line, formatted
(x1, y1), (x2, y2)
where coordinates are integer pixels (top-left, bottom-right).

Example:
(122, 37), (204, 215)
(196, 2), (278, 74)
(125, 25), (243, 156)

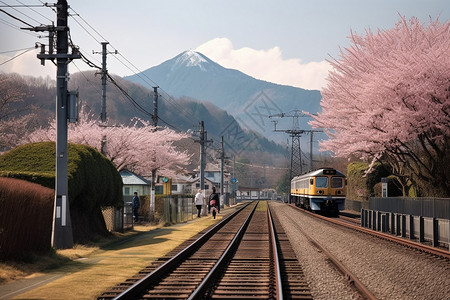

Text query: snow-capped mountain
(172, 50), (210, 71)
(124, 50), (323, 143)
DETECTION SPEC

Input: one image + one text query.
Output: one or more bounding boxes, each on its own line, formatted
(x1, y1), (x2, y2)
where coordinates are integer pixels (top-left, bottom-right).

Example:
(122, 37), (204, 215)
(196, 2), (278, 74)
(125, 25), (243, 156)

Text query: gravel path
(271, 201), (450, 300)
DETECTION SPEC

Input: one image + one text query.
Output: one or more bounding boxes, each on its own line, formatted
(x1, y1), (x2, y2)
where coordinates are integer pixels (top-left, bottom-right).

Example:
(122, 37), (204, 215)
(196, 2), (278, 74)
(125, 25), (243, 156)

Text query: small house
(120, 169), (151, 197)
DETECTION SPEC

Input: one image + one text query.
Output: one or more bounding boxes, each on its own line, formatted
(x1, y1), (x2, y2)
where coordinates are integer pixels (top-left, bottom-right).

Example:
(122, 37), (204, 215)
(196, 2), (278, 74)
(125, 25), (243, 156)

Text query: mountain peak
(174, 50), (208, 71)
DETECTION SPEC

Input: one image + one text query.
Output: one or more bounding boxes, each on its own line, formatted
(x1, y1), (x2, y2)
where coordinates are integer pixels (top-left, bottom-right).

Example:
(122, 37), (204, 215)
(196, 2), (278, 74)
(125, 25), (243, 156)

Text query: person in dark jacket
(132, 192), (140, 222)
(209, 187), (219, 219)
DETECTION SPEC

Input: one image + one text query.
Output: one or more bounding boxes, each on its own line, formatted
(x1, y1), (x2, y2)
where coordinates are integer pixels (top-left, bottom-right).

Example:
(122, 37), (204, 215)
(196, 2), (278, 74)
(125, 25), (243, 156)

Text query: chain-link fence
(102, 202), (134, 232)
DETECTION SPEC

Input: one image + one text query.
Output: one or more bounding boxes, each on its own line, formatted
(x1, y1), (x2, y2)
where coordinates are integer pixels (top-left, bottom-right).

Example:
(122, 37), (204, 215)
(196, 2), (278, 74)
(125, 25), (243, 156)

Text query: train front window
(315, 177), (328, 188)
(331, 177), (343, 188)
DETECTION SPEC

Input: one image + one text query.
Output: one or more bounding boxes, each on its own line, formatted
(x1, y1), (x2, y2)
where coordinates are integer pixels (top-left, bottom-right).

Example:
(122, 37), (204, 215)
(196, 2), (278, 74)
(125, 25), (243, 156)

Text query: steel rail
(267, 202), (284, 300)
(187, 200), (259, 299)
(113, 202), (252, 300)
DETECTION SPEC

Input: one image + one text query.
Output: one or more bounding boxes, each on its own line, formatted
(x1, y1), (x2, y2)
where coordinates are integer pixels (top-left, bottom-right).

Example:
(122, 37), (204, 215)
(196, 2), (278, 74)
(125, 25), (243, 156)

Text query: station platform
(0, 208), (235, 300)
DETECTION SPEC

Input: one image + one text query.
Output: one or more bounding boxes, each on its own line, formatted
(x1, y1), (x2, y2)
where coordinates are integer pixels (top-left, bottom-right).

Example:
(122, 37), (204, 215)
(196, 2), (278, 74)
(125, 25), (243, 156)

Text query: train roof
(293, 168), (345, 179)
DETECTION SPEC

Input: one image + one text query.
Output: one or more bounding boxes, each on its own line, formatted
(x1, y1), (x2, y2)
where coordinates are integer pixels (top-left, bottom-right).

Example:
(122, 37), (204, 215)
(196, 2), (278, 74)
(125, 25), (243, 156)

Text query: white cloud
(0, 49), (56, 79)
(196, 37), (331, 91)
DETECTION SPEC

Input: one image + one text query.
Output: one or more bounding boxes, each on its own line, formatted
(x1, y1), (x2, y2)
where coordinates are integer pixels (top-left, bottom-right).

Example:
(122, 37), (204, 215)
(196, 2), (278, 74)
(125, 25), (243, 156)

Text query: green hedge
(0, 142), (122, 208)
(0, 142), (123, 244)
(347, 162), (388, 201)
(347, 162), (402, 201)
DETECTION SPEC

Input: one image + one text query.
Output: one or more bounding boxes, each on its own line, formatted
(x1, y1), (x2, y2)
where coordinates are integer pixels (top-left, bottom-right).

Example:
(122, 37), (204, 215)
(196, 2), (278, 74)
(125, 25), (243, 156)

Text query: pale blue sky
(0, 0), (448, 89)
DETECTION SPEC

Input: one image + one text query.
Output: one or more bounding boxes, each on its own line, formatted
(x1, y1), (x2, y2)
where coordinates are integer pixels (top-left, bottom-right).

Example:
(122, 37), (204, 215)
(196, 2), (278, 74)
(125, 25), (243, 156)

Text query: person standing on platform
(132, 192), (140, 222)
(209, 187), (219, 219)
(194, 189), (204, 218)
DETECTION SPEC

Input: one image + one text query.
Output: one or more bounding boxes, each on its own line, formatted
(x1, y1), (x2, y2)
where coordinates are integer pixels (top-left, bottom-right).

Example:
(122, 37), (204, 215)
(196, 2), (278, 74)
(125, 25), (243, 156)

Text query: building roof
(190, 177), (216, 185)
(193, 162), (221, 172)
(120, 170), (151, 185)
(171, 174), (196, 184)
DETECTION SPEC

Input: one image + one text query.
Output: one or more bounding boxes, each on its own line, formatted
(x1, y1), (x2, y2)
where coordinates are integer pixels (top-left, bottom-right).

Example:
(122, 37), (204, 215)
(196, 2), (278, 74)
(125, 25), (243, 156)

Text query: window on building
(124, 187), (130, 195)
(171, 185), (177, 191)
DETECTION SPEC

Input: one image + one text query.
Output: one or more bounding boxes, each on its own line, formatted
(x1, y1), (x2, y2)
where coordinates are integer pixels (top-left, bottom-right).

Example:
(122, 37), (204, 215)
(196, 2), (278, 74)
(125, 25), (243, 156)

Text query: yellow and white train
(291, 168), (346, 215)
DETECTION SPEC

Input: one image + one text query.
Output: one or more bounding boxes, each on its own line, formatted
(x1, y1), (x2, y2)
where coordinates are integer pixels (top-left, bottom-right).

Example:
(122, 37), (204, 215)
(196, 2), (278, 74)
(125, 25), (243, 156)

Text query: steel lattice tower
(269, 109), (322, 180)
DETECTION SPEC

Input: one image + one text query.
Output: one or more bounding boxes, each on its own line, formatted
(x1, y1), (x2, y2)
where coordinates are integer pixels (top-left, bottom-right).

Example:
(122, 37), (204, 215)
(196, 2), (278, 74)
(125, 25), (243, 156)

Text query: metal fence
(345, 199), (369, 212)
(370, 197), (450, 220)
(102, 202), (133, 232)
(163, 196), (195, 224)
(123, 202), (134, 230)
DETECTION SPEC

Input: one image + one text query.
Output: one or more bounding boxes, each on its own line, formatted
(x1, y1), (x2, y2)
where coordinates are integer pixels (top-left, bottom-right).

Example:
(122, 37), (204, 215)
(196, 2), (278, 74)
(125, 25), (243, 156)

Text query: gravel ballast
(271, 201), (450, 300)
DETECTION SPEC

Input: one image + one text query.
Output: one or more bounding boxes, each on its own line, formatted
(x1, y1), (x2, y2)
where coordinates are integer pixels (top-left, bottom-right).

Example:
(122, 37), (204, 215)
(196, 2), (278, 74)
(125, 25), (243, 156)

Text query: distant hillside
(124, 50), (325, 145)
(1, 72), (288, 178)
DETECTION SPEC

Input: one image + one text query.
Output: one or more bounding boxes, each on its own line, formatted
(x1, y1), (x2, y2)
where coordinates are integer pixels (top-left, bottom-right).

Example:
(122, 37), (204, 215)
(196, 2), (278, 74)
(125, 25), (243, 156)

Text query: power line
(57, 3), (217, 138)
(0, 46), (35, 65)
(226, 159), (288, 170)
(0, 45), (36, 54)
(0, 16), (40, 37)
(0, 0), (45, 25)
(15, 0), (52, 23)
(69, 7), (108, 44)
(68, 9), (102, 44)
(0, 7), (34, 27)
(68, 3), (206, 133)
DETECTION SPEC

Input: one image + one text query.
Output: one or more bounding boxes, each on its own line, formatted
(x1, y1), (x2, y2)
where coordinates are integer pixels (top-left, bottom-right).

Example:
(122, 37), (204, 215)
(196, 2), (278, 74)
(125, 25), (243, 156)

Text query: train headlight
(317, 190), (323, 194)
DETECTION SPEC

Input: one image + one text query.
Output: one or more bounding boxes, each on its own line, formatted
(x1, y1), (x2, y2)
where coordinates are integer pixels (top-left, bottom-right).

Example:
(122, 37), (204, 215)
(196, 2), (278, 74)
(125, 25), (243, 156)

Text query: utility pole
(93, 41), (116, 124)
(194, 121), (212, 215)
(200, 121), (206, 215)
(150, 86), (158, 218)
(99, 42), (108, 123)
(220, 136), (230, 207)
(152, 86), (158, 127)
(93, 42), (116, 155)
(25, 0), (81, 248)
(220, 136), (225, 196)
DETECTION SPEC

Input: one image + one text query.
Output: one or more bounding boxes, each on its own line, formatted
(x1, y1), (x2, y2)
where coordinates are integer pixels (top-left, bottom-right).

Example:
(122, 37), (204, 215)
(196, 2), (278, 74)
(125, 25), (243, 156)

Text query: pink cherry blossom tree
(23, 109), (192, 178)
(310, 16), (450, 197)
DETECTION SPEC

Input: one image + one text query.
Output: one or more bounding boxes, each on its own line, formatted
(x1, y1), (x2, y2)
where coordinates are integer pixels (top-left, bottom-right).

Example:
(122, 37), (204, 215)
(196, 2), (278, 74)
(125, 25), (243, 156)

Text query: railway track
(295, 205), (450, 259)
(98, 201), (312, 299)
(338, 214), (361, 225)
(276, 202), (450, 299)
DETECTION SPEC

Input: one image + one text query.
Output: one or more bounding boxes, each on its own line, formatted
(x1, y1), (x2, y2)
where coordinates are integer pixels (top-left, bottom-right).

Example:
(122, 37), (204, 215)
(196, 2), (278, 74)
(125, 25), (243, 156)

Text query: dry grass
(2, 213), (224, 299)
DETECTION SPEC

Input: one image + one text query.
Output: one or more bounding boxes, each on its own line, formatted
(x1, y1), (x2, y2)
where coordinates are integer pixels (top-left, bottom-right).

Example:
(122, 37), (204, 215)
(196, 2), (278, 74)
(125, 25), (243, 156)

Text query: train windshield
(315, 177), (328, 188)
(331, 177), (343, 188)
